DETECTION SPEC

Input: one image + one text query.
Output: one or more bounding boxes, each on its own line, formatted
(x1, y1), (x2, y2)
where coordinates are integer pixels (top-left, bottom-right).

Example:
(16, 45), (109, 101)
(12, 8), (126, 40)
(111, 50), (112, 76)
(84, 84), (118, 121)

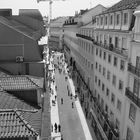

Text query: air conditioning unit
(16, 56), (24, 63)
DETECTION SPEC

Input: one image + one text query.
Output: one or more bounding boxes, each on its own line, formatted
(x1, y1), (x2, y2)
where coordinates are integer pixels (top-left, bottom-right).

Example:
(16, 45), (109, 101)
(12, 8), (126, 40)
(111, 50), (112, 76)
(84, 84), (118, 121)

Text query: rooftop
(0, 91), (38, 110)
(103, 0), (140, 14)
(0, 16), (42, 40)
(0, 110), (39, 139)
(0, 75), (43, 91)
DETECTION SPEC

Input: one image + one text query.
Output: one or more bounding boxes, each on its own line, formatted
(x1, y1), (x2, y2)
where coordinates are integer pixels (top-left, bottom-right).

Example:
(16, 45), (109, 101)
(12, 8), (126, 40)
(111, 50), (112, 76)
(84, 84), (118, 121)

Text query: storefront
(90, 108), (108, 140)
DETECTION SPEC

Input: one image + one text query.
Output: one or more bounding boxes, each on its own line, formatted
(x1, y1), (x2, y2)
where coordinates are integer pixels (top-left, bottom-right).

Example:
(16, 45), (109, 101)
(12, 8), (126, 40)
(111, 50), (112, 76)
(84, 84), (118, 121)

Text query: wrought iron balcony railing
(74, 65), (119, 139)
(93, 41), (128, 58)
(76, 33), (128, 58)
(76, 33), (94, 42)
(94, 100), (119, 139)
(128, 63), (140, 77)
(125, 87), (140, 108)
(63, 22), (78, 26)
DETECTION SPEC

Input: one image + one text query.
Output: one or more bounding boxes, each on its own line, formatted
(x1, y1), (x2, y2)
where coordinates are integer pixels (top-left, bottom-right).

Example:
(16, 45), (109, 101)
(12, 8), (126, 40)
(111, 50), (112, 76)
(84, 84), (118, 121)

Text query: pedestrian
(72, 102), (74, 108)
(61, 135), (63, 140)
(52, 100), (55, 106)
(55, 95), (57, 100)
(61, 98), (63, 104)
(54, 123), (57, 133)
(58, 124), (61, 132)
(65, 76), (67, 81)
(75, 95), (77, 100)
(55, 85), (57, 91)
(70, 93), (73, 99)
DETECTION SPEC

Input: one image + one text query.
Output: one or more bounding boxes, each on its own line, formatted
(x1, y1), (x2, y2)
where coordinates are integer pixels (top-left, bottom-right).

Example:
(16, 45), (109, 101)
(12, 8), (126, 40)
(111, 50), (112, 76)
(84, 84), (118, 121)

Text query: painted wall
(0, 62), (44, 77)
(0, 21), (42, 62)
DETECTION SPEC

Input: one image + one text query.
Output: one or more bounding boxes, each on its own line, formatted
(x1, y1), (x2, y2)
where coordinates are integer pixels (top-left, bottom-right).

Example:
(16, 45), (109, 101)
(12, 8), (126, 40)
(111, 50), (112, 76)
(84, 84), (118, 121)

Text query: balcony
(125, 87), (140, 108)
(63, 22), (78, 26)
(93, 41), (128, 58)
(76, 33), (94, 42)
(94, 100), (119, 140)
(128, 63), (140, 77)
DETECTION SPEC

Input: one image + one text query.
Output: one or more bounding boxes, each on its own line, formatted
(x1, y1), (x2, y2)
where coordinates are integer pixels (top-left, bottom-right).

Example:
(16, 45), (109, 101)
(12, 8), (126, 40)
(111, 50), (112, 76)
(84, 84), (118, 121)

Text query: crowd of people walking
(49, 52), (79, 140)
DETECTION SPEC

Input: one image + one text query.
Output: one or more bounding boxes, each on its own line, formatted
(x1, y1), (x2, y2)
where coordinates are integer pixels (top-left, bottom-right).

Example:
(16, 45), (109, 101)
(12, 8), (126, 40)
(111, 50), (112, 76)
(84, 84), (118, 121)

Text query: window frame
(123, 12), (128, 25)
(117, 99), (122, 112)
(108, 54), (111, 63)
(112, 75), (117, 86)
(120, 60), (125, 71)
(129, 103), (136, 123)
(119, 80), (123, 91)
(114, 56), (118, 67)
(116, 14), (120, 25)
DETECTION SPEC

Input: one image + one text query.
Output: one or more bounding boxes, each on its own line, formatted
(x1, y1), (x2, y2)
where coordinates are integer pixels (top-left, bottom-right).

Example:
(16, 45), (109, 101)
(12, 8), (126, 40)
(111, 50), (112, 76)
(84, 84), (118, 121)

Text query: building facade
(124, 5), (140, 140)
(0, 9), (45, 77)
(63, 0), (140, 140)
(49, 17), (68, 51)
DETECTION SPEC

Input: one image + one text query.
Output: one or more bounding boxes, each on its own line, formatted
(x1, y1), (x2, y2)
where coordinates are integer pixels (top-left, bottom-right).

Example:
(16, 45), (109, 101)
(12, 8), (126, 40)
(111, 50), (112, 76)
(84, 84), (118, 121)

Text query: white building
(49, 17), (68, 51)
(63, 0), (140, 140)
(124, 5), (140, 140)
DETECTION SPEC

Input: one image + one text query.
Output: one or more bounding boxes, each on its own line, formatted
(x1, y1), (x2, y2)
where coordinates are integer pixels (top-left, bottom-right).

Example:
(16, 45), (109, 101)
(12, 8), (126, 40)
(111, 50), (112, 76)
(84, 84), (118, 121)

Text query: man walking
(61, 98), (63, 104)
(72, 102), (74, 108)
(58, 124), (61, 132)
(54, 123), (57, 133)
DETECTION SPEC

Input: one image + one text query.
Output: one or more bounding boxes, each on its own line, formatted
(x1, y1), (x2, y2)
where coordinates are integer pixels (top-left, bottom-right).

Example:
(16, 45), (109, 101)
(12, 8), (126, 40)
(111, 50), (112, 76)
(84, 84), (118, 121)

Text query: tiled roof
(0, 91), (37, 110)
(20, 109), (42, 134)
(27, 75), (44, 88)
(0, 75), (42, 90)
(0, 71), (10, 77)
(103, 0), (140, 13)
(0, 91), (42, 135)
(0, 110), (38, 138)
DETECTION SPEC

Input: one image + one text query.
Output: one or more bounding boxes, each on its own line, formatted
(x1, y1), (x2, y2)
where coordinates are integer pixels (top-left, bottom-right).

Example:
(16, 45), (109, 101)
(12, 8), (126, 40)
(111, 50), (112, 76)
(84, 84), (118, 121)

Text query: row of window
(96, 48), (126, 71)
(95, 76), (122, 113)
(95, 89), (120, 129)
(125, 103), (137, 140)
(79, 29), (94, 38)
(79, 30), (127, 52)
(129, 103), (137, 123)
(95, 62), (124, 91)
(78, 51), (94, 72)
(96, 12), (128, 27)
(79, 39), (94, 55)
(94, 32), (127, 50)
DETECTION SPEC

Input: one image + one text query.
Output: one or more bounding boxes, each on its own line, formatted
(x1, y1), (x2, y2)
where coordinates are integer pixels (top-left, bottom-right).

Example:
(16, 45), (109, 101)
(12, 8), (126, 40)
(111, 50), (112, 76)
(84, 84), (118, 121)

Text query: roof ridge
(0, 108), (38, 112)
(0, 18), (36, 41)
(15, 110), (39, 136)
(26, 75), (41, 88)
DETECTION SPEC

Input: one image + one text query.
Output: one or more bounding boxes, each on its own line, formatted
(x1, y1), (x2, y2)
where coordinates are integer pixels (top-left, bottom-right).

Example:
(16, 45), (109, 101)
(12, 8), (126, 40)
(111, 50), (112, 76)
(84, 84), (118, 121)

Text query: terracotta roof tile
(20, 110), (42, 134)
(0, 110), (38, 138)
(27, 75), (44, 88)
(104, 0), (140, 13)
(0, 76), (40, 90)
(0, 91), (36, 110)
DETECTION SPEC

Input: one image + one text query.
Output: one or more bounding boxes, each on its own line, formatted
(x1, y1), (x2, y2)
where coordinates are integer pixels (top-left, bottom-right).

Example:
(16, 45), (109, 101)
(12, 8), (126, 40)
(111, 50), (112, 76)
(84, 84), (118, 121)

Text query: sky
(0, 0), (121, 18)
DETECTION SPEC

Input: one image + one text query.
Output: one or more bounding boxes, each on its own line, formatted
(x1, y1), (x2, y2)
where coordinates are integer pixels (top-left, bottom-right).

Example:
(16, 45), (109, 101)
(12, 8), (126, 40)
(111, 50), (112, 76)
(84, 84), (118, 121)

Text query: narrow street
(55, 69), (86, 140)
(48, 52), (93, 140)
